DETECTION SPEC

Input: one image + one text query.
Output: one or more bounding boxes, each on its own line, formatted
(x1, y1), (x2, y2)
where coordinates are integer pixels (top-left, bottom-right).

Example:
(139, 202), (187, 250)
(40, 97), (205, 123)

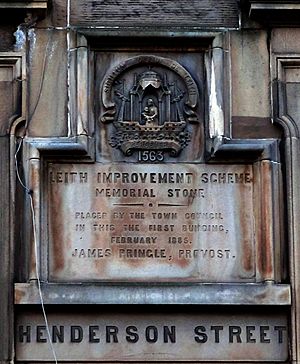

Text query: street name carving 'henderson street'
(18, 324), (286, 344)
(16, 313), (289, 362)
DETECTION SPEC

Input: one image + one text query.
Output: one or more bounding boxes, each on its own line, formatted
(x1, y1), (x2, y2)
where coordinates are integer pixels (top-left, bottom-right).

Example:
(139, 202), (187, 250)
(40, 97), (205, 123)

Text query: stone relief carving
(100, 55), (200, 157)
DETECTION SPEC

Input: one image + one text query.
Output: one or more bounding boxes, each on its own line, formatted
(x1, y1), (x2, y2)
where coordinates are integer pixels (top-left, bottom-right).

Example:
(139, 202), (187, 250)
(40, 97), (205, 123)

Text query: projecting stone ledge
(0, 0), (48, 9)
(249, 0), (300, 25)
(15, 282), (291, 306)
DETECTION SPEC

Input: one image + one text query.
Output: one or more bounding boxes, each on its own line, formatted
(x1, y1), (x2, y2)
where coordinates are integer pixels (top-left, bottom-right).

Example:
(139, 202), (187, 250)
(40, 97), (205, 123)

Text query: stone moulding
(273, 55), (300, 364)
(14, 281), (291, 306)
(0, 53), (25, 364)
(0, 0), (48, 9)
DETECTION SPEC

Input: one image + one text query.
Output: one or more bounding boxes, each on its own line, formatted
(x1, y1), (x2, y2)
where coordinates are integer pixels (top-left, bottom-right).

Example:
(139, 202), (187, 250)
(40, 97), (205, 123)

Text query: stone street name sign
(16, 312), (288, 361)
(47, 163), (255, 282)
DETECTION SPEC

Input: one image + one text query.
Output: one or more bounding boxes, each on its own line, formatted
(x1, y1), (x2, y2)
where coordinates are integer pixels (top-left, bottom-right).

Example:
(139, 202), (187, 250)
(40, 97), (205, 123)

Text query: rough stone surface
(27, 29), (68, 137)
(70, 0), (239, 28)
(232, 117), (282, 139)
(230, 30), (271, 119)
(38, 0), (67, 28)
(0, 27), (15, 52)
(272, 28), (300, 53)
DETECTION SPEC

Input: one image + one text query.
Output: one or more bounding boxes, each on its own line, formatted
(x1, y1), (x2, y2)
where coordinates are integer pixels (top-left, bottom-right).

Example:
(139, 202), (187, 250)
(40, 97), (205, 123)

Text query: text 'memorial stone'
(48, 164), (255, 282)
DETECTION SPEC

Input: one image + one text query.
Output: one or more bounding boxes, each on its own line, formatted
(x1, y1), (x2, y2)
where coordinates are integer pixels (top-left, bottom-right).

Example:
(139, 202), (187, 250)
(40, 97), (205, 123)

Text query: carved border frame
(13, 33), (291, 309)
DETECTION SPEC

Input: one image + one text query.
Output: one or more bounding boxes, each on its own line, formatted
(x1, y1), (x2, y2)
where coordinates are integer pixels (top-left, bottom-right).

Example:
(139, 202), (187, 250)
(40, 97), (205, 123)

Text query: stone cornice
(0, 0), (48, 9)
(249, 0), (300, 24)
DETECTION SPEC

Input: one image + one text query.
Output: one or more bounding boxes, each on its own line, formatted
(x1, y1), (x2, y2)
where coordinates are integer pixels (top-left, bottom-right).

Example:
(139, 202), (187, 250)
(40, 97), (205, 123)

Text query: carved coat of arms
(100, 55), (200, 158)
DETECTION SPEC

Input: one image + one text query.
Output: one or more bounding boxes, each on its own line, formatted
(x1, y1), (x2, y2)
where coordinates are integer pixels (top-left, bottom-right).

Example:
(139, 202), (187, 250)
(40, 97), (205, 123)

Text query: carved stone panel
(95, 52), (204, 162)
(47, 163), (256, 282)
(16, 310), (288, 362)
(39, 50), (283, 284)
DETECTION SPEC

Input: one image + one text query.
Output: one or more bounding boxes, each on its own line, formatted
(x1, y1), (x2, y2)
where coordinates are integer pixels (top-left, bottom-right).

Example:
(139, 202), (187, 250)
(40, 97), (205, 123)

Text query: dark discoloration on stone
(0, 26), (15, 52)
(232, 117), (282, 139)
(70, 0), (239, 28)
(0, 137), (12, 361)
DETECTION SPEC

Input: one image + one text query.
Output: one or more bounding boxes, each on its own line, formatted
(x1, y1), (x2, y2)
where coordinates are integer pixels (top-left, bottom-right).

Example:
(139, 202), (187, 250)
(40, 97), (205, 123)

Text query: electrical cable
(29, 195), (58, 364)
(15, 137), (58, 364)
(67, 0), (71, 136)
(12, 6), (64, 362)
(15, 139), (31, 194)
(27, 31), (52, 127)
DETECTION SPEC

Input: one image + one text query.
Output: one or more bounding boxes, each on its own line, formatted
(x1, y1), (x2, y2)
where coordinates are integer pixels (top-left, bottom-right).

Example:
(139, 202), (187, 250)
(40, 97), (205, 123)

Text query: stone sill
(15, 282), (291, 306)
(0, 0), (48, 9)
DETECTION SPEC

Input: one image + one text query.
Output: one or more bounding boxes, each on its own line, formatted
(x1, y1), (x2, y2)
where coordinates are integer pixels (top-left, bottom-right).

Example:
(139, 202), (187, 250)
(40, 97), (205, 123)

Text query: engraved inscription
(48, 164), (254, 282)
(16, 312), (288, 362)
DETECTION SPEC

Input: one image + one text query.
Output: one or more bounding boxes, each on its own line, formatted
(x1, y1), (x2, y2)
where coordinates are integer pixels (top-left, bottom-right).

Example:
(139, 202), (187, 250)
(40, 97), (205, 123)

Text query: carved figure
(142, 99), (158, 125)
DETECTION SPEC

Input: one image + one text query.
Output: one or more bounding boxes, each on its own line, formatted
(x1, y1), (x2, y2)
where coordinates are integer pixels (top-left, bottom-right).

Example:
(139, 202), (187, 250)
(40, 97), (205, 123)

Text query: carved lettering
(17, 324), (287, 345)
(16, 314), (288, 361)
(48, 164), (254, 282)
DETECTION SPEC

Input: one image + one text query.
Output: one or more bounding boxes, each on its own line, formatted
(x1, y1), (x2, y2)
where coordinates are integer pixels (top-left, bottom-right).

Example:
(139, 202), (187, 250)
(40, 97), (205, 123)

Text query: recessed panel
(95, 52), (205, 163)
(48, 163), (255, 282)
(16, 311), (288, 362)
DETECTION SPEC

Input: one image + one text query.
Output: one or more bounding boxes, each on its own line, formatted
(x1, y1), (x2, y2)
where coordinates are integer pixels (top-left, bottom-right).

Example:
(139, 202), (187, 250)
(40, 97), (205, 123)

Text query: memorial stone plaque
(48, 163), (255, 282)
(44, 53), (272, 283)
